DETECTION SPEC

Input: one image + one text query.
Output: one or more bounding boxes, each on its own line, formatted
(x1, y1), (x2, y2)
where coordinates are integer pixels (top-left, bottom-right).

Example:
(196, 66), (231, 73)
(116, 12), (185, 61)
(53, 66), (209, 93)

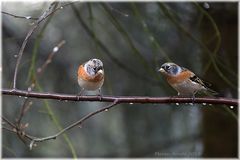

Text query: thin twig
(3, 100), (119, 150)
(30, 100), (118, 145)
(1, 88), (238, 106)
(2, 116), (16, 128)
(12, 2), (74, 89)
(37, 40), (66, 74)
(12, 2), (58, 89)
(2, 116), (28, 145)
(2, 126), (17, 133)
(1, 11), (38, 20)
(16, 99), (32, 125)
(2, 117), (39, 141)
(15, 40), (66, 138)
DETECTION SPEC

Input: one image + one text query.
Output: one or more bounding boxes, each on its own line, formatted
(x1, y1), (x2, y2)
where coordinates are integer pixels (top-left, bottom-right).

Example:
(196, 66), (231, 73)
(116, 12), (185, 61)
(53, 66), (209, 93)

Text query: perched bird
(158, 62), (217, 97)
(77, 59), (104, 96)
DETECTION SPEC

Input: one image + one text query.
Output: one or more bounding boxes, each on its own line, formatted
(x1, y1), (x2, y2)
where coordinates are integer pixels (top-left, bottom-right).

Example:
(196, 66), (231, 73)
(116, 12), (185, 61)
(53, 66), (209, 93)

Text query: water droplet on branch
(25, 16), (31, 19)
(53, 47), (59, 52)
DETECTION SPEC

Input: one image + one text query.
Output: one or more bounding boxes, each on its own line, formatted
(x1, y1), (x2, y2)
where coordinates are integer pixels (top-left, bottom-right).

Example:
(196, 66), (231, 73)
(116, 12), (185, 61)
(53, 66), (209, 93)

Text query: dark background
(2, 2), (238, 158)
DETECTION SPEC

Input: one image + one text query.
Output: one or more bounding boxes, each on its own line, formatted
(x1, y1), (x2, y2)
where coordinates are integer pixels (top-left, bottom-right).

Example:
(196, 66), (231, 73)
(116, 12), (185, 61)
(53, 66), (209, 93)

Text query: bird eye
(165, 65), (171, 70)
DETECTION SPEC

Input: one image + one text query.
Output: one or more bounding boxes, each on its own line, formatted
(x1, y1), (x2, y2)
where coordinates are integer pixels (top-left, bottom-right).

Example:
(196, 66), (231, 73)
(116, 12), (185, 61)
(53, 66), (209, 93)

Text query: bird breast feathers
(78, 65), (104, 82)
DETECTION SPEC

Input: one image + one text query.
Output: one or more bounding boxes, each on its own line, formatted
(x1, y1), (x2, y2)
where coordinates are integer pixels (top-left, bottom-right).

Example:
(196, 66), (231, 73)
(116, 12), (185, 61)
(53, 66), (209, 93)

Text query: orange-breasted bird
(158, 62), (217, 97)
(77, 59), (104, 96)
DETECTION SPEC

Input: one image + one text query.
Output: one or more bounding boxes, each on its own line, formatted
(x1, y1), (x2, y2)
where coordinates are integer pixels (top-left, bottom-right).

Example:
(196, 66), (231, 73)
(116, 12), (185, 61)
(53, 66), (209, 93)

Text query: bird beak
(97, 69), (104, 74)
(94, 66), (103, 74)
(158, 68), (164, 72)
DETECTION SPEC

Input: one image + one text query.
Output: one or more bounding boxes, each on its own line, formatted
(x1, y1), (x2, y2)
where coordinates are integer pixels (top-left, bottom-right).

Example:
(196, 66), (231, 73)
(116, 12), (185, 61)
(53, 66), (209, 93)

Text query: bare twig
(1, 11), (38, 20)
(12, 2), (58, 89)
(2, 116), (16, 128)
(2, 116), (28, 145)
(16, 99), (32, 125)
(37, 40), (66, 74)
(29, 99), (118, 147)
(12, 2), (74, 89)
(2, 126), (17, 133)
(2, 39), (67, 150)
(2, 100), (119, 150)
(16, 40), (66, 127)
(1, 88), (238, 106)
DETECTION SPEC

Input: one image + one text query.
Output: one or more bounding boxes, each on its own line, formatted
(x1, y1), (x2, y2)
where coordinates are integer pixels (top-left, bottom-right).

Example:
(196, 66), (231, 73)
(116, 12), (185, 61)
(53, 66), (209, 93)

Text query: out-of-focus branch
(71, 4), (160, 86)
(1, 89), (238, 106)
(37, 40), (66, 75)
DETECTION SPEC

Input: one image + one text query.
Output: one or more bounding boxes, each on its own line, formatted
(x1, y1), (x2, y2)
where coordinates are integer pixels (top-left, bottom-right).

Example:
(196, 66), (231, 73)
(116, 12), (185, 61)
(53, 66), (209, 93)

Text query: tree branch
(15, 39), (65, 130)
(1, 11), (38, 20)
(12, 2), (74, 89)
(28, 99), (118, 149)
(3, 100), (119, 150)
(1, 88), (238, 106)
(12, 2), (58, 89)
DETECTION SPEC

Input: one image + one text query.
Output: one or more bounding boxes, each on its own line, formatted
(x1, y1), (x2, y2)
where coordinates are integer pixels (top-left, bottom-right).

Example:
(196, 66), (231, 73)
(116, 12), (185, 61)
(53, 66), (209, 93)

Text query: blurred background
(2, 1), (238, 158)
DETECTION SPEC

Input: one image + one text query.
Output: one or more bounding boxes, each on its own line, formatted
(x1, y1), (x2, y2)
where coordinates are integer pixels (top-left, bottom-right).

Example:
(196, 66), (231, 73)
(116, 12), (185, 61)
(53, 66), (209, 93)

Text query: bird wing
(189, 75), (207, 87)
(180, 67), (206, 86)
(188, 71), (218, 95)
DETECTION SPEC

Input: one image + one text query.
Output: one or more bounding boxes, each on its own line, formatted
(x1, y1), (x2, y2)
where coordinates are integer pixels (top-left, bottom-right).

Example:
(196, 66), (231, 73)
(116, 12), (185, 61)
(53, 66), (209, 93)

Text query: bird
(77, 58), (104, 96)
(158, 62), (217, 97)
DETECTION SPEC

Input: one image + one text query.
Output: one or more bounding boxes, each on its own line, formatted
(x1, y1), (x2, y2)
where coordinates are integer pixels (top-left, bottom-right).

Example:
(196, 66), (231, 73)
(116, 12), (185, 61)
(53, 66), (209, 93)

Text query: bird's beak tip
(158, 68), (164, 72)
(98, 69), (104, 74)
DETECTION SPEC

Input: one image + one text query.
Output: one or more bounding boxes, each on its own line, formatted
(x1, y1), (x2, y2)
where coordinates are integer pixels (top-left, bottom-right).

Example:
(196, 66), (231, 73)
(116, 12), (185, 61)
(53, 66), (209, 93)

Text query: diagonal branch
(1, 11), (38, 20)
(1, 88), (238, 106)
(12, 2), (58, 89)
(71, 4), (159, 86)
(2, 116), (16, 128)
(12, 2), (74, 89)
(3, 100), (119, 150)
(29, 99), (119, 149)
(15, 39), (65, 127)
